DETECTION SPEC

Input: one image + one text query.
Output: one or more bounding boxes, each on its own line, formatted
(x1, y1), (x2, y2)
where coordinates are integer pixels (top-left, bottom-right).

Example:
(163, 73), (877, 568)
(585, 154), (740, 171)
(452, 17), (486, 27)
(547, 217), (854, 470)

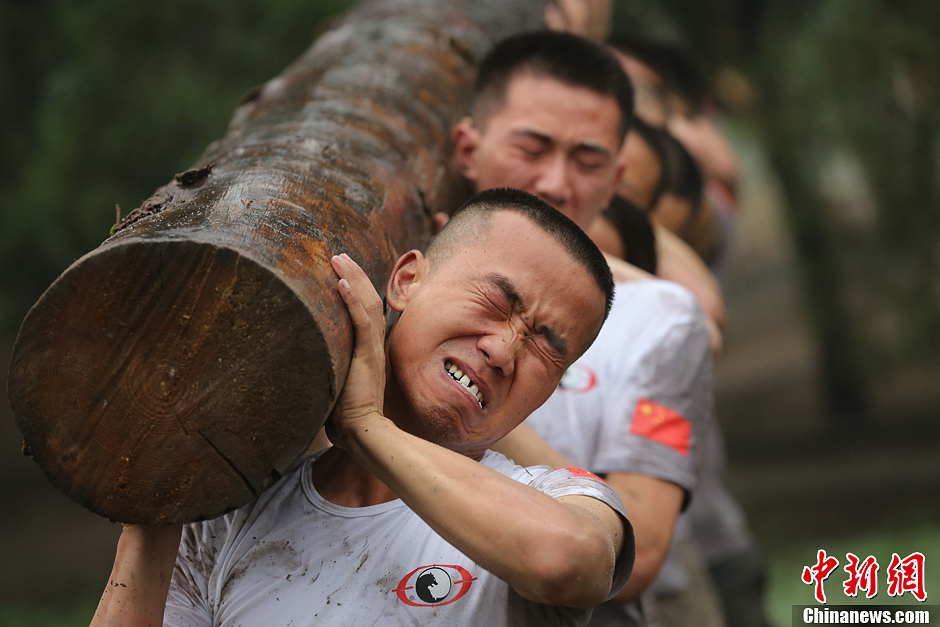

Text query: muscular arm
(343, 413), (625, 607)
(495, 426), (683, 603)
(90, 525), (182, 627)
(605, 472), (682, 602)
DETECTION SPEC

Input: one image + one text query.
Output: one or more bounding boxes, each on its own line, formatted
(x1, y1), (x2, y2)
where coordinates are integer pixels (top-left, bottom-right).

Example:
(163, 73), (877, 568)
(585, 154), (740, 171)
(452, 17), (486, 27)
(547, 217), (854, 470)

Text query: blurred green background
(1, 0), (937, 624)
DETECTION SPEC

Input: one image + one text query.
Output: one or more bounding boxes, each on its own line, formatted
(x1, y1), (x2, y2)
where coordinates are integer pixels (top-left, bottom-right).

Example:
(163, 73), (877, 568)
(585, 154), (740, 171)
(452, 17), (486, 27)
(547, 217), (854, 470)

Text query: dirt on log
(7, 0), (548, 524)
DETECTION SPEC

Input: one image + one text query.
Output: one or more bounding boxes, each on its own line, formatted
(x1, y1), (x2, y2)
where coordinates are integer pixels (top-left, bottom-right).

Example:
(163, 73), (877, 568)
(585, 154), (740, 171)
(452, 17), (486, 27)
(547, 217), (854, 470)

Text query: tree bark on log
(8, 0), (548, 524)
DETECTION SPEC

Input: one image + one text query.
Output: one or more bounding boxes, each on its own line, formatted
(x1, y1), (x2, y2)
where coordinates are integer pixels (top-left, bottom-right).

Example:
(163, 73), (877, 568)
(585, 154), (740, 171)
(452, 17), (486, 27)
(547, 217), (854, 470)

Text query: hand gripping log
(7, 0), (548, 524)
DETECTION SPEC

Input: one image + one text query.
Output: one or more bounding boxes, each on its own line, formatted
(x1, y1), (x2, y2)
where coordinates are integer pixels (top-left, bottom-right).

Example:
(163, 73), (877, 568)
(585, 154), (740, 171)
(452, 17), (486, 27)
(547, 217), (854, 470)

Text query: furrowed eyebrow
(487, 273), (522, 309)
(486, 273), (567, 358)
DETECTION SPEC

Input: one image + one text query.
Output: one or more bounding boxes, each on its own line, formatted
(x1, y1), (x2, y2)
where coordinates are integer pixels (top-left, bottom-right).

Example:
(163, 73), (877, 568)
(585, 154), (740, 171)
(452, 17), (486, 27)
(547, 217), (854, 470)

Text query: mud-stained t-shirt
(164, 450), (633, 627)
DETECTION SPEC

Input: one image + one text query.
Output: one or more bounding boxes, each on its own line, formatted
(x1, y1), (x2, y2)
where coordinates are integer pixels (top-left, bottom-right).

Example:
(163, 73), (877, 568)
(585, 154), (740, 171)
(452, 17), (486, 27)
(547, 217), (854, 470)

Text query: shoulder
(610, 278), (702, 325)
(588, 279), (708, 363)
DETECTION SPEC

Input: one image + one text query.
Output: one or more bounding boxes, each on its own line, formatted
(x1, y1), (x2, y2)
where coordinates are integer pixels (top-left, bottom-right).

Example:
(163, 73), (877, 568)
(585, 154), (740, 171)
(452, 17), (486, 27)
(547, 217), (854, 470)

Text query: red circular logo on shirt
(393, 564), (477, 606)
(558, 363), (597, 393)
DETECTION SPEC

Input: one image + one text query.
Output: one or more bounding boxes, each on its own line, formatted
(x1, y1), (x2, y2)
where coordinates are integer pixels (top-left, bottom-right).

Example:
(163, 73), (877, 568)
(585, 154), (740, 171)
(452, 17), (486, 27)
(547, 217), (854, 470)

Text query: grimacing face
(383, 211), (606, 458)
(453, 73), (625, 231)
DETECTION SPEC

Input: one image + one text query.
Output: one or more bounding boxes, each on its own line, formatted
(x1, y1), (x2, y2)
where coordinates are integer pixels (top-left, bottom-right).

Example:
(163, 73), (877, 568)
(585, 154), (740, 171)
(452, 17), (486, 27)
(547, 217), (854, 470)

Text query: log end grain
(8, 239), (332, 524)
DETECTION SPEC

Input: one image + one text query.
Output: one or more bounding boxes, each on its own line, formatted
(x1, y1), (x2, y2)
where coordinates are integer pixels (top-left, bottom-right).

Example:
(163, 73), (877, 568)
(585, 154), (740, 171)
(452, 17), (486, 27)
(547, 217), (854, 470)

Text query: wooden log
(8, 0), (548, 524)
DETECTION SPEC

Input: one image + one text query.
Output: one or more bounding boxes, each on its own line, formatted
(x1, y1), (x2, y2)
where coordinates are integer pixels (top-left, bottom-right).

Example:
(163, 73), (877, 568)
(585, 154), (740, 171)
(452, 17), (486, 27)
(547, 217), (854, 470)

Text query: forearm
(91, 525), (182, 627)
(614, 544), (668, 602)
(345, 414), (619, 607)
(605, 473), (682, 603)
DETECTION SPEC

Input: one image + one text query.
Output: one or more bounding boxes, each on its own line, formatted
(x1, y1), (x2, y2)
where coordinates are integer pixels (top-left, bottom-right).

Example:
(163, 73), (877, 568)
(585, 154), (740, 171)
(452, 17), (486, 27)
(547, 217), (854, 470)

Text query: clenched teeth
(445, 360), (484, 408)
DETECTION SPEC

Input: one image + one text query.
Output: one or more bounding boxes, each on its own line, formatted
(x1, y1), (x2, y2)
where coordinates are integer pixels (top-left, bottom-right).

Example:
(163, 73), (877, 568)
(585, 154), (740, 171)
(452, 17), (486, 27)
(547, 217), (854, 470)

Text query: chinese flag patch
(630, 399), (690, 456)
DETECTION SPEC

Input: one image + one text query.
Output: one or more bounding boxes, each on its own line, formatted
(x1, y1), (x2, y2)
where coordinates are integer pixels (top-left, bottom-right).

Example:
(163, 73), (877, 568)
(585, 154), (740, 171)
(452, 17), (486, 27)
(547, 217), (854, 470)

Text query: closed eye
(573, 149), (609, 172)
(575, 157), (605, 172)
(515, 143), (546, 158)
(484, 294), (511, 318)
(510, 130), (552, 158)
(523, 333), (566, 369)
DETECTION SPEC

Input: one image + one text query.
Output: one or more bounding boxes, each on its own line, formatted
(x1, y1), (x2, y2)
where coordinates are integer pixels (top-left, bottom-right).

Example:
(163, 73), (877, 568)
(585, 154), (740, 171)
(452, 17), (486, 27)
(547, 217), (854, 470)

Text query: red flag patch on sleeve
(629, 399), (691, 456)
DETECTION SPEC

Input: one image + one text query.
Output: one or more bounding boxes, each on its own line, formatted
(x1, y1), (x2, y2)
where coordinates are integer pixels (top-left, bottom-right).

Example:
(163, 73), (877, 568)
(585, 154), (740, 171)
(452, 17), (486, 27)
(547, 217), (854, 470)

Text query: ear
(613, 150), (627, 185)
(605, 147), (628, 207)
(608, 158), (626, 204)
(386, 249), (428, 312)
(452, 117), (481, 181)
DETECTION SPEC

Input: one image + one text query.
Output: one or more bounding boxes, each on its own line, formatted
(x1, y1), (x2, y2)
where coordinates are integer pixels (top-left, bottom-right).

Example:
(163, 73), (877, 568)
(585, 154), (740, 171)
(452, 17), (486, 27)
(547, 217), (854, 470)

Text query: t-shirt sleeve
(163, 521), (220, 626)
(527, 465), (635, 601)
(592, 292), (713, 509)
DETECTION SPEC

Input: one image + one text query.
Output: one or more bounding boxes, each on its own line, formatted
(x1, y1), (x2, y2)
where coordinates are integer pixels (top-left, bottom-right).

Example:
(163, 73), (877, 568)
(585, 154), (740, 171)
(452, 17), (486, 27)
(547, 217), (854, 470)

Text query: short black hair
(604, 195), (658, 274)
(429, 187), (614, 320)
(472, 31), (634, 141)
(608, 34), (708, 115)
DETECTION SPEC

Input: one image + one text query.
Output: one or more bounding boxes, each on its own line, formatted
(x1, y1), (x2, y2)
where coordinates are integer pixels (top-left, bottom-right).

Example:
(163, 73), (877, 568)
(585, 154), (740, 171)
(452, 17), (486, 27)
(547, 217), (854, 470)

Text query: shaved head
(428, 188), (614, 319)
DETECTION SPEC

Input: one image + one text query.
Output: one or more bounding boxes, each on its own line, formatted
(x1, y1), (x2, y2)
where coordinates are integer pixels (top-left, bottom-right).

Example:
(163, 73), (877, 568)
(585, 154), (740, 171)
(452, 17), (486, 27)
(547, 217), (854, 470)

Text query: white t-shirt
(165, 450), (633, 626)
(524, 279), (713, 627)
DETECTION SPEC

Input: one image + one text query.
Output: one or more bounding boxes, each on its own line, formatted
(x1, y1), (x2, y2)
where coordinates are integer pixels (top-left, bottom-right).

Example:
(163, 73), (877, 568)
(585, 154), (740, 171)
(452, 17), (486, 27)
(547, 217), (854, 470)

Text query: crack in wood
(197, 429), (258, 498)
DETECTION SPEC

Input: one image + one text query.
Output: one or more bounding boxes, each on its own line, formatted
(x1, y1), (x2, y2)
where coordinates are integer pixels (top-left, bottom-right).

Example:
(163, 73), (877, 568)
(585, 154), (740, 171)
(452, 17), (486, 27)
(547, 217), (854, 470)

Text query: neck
(311, 446), (397, 507)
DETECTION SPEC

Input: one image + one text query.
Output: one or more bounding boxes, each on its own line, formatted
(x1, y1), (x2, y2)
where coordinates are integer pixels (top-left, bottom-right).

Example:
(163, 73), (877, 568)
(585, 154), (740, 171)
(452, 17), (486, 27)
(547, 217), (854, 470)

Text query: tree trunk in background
(8, 0), (549, 524)
(752, 28), (869, 427)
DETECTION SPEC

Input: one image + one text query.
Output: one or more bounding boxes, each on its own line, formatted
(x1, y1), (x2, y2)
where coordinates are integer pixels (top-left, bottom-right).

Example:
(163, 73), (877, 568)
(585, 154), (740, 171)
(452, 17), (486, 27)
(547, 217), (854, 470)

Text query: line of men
(91, 25), (770, 627)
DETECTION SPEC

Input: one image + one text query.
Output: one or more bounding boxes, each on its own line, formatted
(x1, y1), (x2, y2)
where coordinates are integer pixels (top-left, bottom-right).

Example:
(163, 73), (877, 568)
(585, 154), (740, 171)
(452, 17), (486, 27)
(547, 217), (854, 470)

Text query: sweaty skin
(91, 216), (629, 624)
(453, 74), (624, 231)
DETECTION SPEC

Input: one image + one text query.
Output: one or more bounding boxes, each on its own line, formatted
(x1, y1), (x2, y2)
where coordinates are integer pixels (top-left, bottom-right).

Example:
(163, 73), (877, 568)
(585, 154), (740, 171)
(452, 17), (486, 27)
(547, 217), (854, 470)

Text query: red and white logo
(558, 363), (597, 393)
(394, 564), (477, 607)
(800, 549), (928, 603)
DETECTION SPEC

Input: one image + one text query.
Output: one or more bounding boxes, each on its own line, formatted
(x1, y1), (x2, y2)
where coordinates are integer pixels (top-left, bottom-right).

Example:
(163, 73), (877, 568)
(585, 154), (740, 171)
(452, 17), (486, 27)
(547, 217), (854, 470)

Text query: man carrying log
(449, 31), (715, 626)
(91, 188), (633, 626)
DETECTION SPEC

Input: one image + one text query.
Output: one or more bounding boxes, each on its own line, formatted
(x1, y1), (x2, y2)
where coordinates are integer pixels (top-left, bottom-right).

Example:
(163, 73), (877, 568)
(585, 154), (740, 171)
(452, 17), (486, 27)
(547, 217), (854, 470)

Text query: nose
(531, 154), (570, 210)
(477, 325), (522, 378)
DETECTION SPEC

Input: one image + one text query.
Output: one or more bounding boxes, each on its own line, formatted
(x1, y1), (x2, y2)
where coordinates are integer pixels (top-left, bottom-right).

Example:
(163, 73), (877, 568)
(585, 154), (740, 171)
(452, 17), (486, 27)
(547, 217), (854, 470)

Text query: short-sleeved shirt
(165, 450), (633, 627)
(524, 279), (713, 627)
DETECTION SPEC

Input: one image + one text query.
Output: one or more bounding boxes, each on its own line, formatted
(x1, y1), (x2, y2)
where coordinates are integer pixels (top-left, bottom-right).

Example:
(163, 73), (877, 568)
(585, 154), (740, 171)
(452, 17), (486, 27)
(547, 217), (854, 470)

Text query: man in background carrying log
(449, 31), (715, 626)
(91, 189), (633, 626)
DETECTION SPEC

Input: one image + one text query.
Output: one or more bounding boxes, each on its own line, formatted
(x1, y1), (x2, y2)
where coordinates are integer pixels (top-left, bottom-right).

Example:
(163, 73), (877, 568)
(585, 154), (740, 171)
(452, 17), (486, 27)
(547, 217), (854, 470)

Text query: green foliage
(614, 0), (940, 408)
(0, 0), (352, 334)
(0, 600), (96, 627)
(762, 1), (940, 366)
